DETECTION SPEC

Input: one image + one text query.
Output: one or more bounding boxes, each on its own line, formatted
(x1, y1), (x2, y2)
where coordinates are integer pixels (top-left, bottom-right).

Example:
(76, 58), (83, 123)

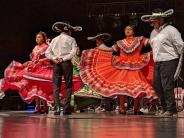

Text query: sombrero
(52, 22), (82, 32)
(87, 33), (112, 42)
(141, 9), (174, 22)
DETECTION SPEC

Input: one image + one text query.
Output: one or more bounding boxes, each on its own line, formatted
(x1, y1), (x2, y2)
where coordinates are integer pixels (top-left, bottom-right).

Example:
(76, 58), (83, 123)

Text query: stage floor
(0, 111), (184, 138)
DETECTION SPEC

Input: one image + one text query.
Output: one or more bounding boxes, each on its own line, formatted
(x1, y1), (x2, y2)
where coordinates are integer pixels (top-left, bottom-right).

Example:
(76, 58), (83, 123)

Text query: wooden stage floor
(0, 111), (184, 138)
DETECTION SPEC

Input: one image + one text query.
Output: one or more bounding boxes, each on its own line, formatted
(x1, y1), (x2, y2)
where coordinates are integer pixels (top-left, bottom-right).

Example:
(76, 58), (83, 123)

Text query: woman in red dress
(0, 31), (50, 113)
(0, 31), (83, 113)
(80, 25), (157, 114)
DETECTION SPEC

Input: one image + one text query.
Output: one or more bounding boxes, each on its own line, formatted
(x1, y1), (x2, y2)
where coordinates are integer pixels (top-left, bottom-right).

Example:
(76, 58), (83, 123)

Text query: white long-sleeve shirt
(150, 24), (184, 62)
(45, 32), (77, 61)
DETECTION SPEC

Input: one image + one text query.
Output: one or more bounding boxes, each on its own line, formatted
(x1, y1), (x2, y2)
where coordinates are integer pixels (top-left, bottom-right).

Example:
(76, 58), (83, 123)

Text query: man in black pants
(45, 22), (82, 115)
(141, 9), (184, 116)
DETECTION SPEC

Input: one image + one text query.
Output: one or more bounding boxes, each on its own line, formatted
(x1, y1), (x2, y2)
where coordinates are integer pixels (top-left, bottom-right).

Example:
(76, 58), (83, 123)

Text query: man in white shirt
(45, 22), (82, 115)
(141, 9), (184, 116)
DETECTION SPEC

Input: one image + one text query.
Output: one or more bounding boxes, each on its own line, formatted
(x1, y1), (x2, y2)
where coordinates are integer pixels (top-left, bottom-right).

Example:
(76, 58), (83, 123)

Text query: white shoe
(100, 108), (106, 112)
(140, 108), (149, 113)
(0, 92), (5, 99)
(95, 106), (102, 112)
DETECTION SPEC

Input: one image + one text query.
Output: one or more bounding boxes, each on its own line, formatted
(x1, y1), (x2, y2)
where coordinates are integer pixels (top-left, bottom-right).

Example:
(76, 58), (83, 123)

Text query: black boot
(134, 110), (144, 115)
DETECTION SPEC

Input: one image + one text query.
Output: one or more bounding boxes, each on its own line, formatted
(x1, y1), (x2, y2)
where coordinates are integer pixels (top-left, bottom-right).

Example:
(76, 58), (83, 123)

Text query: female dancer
(0, 31), (49, 113)
(80, 25), (157, 114)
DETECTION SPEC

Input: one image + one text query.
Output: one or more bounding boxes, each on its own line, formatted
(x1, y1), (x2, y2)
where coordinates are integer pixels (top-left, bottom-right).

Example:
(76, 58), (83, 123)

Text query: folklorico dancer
(76, 33), (113, 112)
(80, 25), (157, 114)
(45, 21), (82, 115)
(141, 8), (184, 116)
(75, 33), (112, 99)
(0, 31), (50, 113)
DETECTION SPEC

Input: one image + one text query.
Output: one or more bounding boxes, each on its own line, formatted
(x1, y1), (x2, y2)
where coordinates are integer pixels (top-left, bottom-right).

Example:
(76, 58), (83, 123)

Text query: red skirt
(80, 49), (157, 99)
(0, 60), (83, 104)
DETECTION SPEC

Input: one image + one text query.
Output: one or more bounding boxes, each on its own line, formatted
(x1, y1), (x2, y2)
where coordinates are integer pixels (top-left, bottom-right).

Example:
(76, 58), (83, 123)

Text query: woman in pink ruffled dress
(0, 32), (50, 113)
(0, 31), (83, 113)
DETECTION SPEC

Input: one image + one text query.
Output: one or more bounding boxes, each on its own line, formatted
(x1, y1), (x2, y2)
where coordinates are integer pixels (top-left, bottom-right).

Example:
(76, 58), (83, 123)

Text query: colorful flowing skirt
(80, 49), (157, 99)
(0, 60), (83, 104)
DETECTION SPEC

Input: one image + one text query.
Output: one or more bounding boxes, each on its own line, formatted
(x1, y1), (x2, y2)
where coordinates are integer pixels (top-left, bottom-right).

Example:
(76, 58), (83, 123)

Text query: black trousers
(153, 59), (178, 113)
(53, 61), (73, 112)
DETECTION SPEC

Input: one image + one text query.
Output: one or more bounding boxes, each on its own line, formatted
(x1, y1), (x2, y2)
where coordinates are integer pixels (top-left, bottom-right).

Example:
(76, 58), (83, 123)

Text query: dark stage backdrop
(0, 0), (184, 110)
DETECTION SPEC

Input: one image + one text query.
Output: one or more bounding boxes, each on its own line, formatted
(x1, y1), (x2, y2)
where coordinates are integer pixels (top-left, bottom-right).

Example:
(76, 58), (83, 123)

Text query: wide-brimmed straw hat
(87, 33), (112, 42)
(52, 22), (82, 32)
(141, 9), (174, 22)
